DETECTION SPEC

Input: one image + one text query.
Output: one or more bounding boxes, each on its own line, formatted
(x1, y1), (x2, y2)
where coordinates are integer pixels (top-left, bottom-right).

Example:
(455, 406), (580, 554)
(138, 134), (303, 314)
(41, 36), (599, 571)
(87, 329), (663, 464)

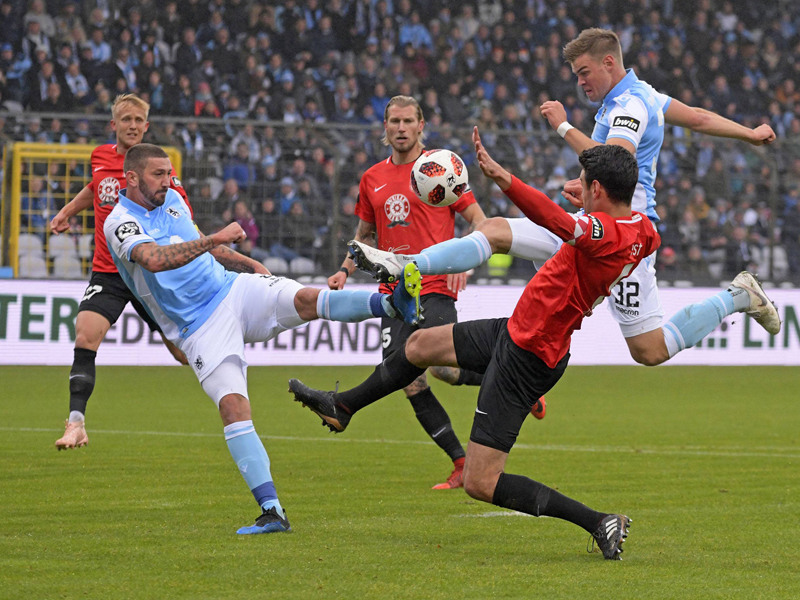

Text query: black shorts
(78, 271), (160, 332)
(380, 293), (458, 359)
(453, 318), (569, 454)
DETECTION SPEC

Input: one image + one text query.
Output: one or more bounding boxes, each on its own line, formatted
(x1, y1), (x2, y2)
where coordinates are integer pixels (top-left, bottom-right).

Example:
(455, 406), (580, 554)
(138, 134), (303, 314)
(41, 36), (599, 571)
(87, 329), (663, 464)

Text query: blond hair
(381, 95), (426, 147)
(111, 93), (150, 121)
(563, 28), (623, 66)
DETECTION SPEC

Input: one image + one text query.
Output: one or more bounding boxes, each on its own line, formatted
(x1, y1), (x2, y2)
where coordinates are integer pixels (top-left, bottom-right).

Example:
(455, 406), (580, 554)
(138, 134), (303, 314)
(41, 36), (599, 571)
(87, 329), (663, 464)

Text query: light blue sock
(415, 231), (493, 275)
(316, 290), (390, 321)
(224, 420), (281, 513)
(662, 290), (736, 357)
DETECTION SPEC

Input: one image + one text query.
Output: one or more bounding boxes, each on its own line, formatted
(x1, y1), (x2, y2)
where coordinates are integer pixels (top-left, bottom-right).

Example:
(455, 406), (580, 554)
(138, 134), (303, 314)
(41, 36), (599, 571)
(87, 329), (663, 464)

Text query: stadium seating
(48, 234), (79, 258)
(290, 257), (317, 275)
(19, 254), (48, 278)
(77, 234), (94, 260)
(18, 233), (45, 258)
(262, 257), (289, 275)
(52, 255), (84, 279)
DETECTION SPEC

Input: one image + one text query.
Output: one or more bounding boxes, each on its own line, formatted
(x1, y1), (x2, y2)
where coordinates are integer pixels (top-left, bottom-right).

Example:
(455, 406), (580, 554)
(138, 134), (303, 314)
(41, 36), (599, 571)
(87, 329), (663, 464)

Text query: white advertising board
(0, 280), (798, 366)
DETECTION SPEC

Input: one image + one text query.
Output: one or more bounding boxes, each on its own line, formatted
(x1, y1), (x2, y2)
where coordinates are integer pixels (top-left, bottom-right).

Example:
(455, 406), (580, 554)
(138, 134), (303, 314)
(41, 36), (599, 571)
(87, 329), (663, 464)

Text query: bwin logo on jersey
(612, 116), (641, 132)
(115, 221), (141, 241)
(589, 215), (604, 239)
(167, 207), (181, 218)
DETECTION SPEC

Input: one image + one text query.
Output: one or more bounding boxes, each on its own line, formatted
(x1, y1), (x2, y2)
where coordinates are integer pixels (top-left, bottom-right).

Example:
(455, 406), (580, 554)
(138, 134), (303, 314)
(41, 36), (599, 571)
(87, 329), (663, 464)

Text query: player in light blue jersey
(104, 143), (423, 535)
(349, 27), (780, 368)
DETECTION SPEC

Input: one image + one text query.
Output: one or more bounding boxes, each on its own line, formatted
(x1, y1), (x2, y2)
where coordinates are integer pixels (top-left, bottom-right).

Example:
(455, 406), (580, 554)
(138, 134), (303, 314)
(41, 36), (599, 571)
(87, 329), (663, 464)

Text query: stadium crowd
(2, 0), (799, 282)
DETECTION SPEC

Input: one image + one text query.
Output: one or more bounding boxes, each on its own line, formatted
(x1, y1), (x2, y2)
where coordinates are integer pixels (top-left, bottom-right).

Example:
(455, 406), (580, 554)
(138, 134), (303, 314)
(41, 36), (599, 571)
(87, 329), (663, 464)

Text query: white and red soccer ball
(410, 149), (470, 207)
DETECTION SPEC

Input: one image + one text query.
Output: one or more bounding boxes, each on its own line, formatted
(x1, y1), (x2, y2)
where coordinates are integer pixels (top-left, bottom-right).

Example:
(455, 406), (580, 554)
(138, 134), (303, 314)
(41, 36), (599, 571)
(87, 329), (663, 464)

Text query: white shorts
(179, 273), (307, 384)
(506, 218), (664, 336)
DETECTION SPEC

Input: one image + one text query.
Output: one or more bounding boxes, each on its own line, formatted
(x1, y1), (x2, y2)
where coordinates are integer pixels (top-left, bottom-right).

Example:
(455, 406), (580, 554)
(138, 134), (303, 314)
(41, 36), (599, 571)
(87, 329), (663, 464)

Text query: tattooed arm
(130, 222), (246, 272)
(210, 244), (269, 274)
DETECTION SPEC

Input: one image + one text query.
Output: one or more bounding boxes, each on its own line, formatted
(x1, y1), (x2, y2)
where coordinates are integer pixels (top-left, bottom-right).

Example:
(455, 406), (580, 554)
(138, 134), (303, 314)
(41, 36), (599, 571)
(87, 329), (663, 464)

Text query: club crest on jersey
(612, 116), (640, 132)
(384, 193), (411, 228)
(167, 207), (180, 218)
(115, 221), (141, 241)
(98, 176), (121, 206)
(588, 215), (604, 239)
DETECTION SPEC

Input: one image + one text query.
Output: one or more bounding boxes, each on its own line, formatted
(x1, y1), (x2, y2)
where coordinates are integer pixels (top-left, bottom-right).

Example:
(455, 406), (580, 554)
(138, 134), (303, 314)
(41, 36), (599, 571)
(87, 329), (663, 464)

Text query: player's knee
(629, 346), (667, 366)
(475, 217), (512, 254)
(463, 472), (492, 502)
(293, 287), (320, 321)
(405, 330), (429, 367)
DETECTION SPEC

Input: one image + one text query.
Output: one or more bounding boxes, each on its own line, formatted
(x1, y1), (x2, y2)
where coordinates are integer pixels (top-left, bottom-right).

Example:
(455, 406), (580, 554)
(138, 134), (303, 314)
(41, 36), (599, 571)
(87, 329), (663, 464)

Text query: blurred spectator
(222, 141), (258, 190)
(277, 176), (299, 214)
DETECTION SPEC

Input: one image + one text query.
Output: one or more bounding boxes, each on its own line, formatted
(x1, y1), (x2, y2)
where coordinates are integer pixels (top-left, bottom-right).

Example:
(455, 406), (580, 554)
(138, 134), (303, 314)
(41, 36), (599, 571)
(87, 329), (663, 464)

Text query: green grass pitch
(2, 365), (799, 599)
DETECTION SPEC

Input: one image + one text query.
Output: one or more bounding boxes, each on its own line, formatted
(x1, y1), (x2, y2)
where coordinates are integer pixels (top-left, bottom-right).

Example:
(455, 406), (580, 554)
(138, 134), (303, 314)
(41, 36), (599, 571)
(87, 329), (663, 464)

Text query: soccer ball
(410, 149), (469, 207)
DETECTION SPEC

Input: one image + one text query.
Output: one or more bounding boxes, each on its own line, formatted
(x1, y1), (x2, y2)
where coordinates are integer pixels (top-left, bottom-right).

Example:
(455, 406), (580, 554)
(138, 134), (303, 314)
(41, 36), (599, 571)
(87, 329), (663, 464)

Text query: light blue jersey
(104, 188), (237, 340)
(592, 69), (671, 221)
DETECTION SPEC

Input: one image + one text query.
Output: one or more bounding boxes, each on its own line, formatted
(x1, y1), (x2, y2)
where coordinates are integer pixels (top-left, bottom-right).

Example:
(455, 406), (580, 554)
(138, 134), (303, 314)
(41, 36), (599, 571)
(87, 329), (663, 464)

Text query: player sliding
(104, 143), (422, 535)
(293, 138), (657, 559)
(349, 27), (781, 362)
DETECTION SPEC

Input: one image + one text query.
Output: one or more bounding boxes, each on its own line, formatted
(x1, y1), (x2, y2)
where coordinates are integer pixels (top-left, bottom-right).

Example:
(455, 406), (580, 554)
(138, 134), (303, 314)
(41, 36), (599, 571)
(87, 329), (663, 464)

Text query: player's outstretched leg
(288, 379), (351, 432)
(348, 240), (415, 283)
(388, 262), (423, 326)
(730, 271), (781, 334)
(531, 396), (546, 420)
(588, 514), (631, 560)
(349, 232), (492, 282)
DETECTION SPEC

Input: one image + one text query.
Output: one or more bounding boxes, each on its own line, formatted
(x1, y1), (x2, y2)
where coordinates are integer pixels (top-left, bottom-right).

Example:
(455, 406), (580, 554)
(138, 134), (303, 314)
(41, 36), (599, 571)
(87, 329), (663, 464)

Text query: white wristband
(557, 122), (575, 138)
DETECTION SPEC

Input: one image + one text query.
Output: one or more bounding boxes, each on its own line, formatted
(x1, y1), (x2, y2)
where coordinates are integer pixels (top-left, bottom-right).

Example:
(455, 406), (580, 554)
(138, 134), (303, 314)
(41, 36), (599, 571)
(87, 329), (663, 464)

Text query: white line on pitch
(3, 426), (800, 459)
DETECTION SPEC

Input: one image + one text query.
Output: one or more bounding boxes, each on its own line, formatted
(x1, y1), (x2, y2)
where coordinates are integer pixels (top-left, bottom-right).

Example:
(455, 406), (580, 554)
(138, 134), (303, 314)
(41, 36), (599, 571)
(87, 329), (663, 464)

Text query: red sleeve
(354, 176), (375, 223)
(503, 175), (579, 242)
(169, 172), (192, 217)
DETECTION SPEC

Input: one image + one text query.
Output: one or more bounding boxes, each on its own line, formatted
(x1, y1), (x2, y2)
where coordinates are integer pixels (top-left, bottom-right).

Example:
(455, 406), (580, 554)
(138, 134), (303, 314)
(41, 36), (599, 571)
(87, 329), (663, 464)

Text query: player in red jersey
(314, 95), (486, 489)
(291, 132), (658, 559)
(50, 93), (190, 450)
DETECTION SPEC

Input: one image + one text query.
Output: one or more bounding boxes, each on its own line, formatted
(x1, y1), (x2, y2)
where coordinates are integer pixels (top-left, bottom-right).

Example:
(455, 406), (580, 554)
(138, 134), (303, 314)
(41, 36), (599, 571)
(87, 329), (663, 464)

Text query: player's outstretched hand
(750, 124), (776, 146)
(328, 271), (347, 290)
(446, 272), (470, 293)
(213, 222), (247, 245)
(50, 212), (70, 234)
(540, 100), (568, 132)
(472, 126), (512, 191)
(562, 177), (584, 208)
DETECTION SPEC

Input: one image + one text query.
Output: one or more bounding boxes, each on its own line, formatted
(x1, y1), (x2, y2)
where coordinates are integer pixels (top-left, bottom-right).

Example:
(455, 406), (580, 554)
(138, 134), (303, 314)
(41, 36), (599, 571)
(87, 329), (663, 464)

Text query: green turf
(1, 365), (799, 599)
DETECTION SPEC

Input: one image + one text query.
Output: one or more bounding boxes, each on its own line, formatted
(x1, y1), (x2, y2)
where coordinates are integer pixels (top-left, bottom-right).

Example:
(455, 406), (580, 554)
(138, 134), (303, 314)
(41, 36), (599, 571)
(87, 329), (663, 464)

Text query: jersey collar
(603, 68), (639, 105)
(118, 188), (151, 217)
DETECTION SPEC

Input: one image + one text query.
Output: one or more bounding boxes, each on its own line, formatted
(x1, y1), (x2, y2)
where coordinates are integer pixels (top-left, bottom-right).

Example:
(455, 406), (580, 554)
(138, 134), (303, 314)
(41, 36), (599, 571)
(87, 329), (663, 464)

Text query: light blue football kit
(397, 68), (753, 356)
(105, 188), (403, 533)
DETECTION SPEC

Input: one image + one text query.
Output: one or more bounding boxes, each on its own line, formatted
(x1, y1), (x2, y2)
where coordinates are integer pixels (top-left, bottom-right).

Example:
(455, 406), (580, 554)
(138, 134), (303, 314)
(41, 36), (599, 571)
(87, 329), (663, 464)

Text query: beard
(140, 180), (168, 207)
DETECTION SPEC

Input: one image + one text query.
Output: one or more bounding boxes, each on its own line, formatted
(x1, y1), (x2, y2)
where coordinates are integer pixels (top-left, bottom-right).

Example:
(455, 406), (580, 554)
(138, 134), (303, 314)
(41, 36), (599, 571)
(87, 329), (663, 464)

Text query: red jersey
(503, 176), (661, 368)
(355, 155), (477, 298)
(88, 144), (189, 272)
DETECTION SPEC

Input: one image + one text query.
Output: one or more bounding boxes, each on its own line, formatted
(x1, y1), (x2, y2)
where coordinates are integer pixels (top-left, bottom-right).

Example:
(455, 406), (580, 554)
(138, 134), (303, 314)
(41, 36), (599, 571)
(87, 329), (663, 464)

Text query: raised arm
(130, 222), (246, 272)
(664, 99), (776, 145)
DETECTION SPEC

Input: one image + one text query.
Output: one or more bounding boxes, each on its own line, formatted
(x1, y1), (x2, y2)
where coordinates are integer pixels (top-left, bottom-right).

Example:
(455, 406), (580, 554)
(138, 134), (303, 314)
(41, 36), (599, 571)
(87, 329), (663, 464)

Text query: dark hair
(578, 145), (638, 205)
(123, 143), (169, 175)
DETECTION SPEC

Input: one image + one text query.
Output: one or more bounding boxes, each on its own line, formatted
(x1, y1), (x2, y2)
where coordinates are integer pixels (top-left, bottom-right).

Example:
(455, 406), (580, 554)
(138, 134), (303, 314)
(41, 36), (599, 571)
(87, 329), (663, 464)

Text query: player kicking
(105, 143), (421, 534)
(348, 28), (780, 361)
(51, 93), (189, 450)
(292, 136), (657, 559)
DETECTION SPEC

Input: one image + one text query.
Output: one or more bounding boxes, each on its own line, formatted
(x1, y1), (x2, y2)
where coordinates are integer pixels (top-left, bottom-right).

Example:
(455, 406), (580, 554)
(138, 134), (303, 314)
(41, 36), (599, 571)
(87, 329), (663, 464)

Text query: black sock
(69, 347), (97, 414)
(455, 369), (484, 386)
(407, 387), (465, 461)
(336, 345), (425, 414)
(492, 472), (606, 533)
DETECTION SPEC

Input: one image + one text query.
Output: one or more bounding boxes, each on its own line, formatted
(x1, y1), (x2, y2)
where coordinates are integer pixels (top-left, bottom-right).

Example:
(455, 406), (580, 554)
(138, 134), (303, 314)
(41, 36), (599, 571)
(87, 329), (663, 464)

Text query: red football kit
(88, 144), (189, 272)
(503, 176), (661, 368)
(355, 154), (477, 298)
